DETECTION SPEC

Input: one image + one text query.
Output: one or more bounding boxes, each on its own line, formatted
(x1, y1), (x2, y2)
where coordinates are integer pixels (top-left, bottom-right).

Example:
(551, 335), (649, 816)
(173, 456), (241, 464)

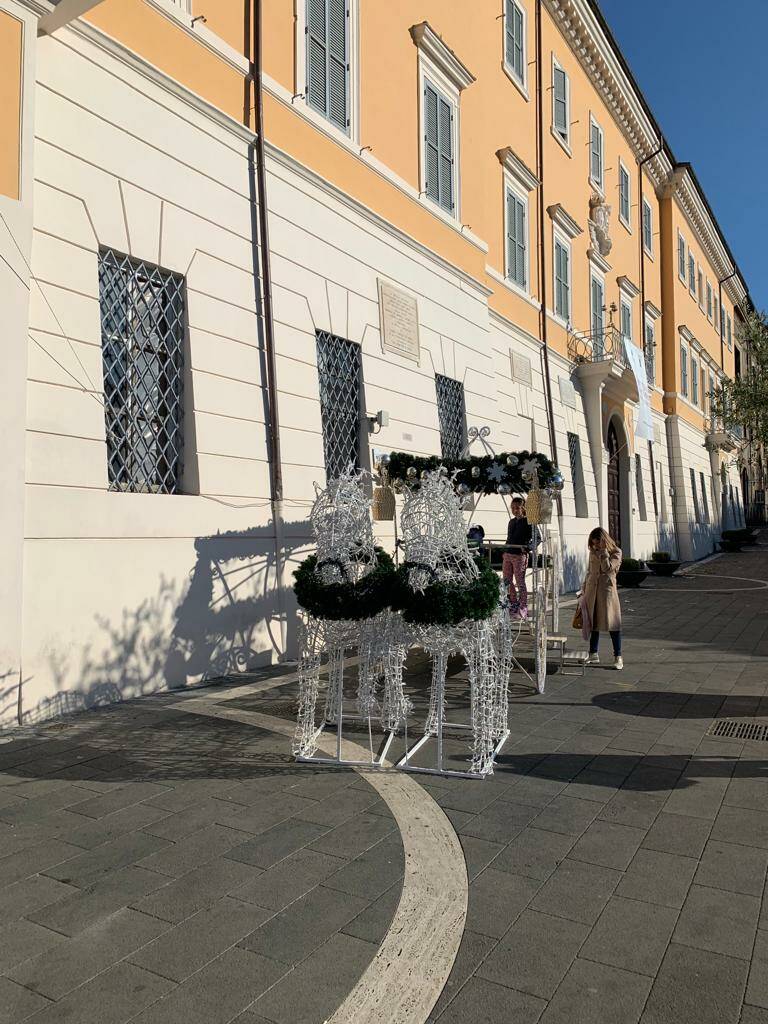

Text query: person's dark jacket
(506, 517), (533, 550)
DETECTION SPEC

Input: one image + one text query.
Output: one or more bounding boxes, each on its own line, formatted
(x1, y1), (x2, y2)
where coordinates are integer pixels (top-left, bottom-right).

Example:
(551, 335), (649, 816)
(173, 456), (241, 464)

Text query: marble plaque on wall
(378, 279), (420, 363)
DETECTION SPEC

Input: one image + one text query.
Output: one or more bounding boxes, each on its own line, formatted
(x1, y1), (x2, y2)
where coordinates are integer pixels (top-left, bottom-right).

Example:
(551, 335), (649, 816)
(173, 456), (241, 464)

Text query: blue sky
(597, 0), (766, 309)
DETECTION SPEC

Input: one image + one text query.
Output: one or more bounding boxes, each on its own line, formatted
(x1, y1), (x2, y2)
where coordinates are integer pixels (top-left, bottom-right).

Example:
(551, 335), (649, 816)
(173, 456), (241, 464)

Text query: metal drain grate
(708, 719), (768, 742)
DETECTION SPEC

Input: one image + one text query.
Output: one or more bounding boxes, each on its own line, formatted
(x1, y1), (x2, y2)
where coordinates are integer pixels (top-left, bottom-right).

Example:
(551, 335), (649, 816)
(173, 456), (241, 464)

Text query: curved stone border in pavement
(642, 572), (768, 593)
(171, 678), (468, 1024)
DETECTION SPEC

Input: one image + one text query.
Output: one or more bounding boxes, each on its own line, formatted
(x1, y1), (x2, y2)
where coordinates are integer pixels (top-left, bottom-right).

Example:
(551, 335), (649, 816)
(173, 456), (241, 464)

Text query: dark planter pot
(617, 569), (650, 588)
(719, 540), (743, 553)
(647, 560), (681, 577)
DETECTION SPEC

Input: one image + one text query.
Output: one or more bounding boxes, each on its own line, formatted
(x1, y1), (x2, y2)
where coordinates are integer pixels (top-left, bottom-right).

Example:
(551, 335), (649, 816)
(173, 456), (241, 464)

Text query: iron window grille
(567, 432), (588, 518)
(316, 330), (361, 480)
(648, 441), (659, 518)
(700, 471), (710, 522)
(435, 374), (466, 460)
(635, 454), (647, 521)
(690, 467), (701, 521)
(99, 248), (185, 494)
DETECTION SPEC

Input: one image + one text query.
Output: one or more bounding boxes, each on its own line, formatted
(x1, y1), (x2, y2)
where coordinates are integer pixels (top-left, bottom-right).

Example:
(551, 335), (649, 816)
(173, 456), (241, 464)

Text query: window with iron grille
(690, 467), (701, 520)
(567, 432), (588, 518)
(435, 374), (466, 460)
(99, 248), (185, 494)
(636, 454), (647, 521)
(316, 330), (361, 480)
(700, 471), (710, 522)
(648, 441), (659, 518)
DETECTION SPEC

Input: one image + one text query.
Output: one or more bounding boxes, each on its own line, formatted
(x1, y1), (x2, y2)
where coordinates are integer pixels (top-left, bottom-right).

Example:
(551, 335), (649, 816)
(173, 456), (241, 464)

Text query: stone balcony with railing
(567, 324), (656, 384)
(705, 415), (744, 452)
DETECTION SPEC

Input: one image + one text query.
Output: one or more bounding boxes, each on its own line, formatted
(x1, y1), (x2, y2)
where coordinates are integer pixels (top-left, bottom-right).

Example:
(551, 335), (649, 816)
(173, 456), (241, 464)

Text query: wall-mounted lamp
(367, 410), (390, 433)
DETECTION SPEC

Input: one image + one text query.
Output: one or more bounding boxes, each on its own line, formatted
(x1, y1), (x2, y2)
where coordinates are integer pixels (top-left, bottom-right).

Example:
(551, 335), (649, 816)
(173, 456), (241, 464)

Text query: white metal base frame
(395, 723), (510, 780)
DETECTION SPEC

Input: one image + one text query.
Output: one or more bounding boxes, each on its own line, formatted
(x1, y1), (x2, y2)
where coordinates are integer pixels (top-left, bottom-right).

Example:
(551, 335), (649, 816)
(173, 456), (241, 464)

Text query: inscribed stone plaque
(378, 279), (420, 363)
(511, 351), (532, 386)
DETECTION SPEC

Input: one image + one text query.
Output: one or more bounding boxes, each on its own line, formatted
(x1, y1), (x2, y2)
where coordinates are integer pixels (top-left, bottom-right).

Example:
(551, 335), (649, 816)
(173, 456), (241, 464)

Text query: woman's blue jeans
(589, 630), (622, 657)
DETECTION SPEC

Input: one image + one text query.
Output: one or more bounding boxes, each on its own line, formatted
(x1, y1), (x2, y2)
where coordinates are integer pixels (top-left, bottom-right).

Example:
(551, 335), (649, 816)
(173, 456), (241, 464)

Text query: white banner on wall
(623, 341), (654, 442)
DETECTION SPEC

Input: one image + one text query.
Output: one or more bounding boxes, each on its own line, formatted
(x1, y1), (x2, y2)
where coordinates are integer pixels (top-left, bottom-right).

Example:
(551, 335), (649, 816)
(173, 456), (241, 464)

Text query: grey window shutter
(590, 122), (601, 182)
(306, 0), (328, 117)
(424, 82), (440, 204)
(506, 189), (516, 284)
(591, 277), (603, 336)
(506, 191), (525, 288)
(506, 1), (524, 80)
(327, 0), (348, 131)
(437, 95), (454, 213)
(553, 67), (567, 138)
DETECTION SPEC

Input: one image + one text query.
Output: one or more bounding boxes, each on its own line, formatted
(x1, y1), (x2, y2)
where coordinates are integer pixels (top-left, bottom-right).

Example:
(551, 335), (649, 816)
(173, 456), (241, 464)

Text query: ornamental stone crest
(589, 193), (612, 257)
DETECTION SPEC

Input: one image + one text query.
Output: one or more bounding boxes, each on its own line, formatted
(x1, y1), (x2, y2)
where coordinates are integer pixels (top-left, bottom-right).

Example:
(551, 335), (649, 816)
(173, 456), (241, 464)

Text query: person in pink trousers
(502, 497), (533, 620)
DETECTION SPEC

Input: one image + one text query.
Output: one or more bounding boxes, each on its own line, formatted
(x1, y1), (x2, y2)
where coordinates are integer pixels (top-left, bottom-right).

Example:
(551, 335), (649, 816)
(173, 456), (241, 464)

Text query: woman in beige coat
(583, 527), (623, 669)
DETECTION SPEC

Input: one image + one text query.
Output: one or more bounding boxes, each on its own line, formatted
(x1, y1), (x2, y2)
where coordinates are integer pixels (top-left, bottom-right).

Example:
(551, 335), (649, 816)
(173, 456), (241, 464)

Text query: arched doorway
(607, 421), (622, 546)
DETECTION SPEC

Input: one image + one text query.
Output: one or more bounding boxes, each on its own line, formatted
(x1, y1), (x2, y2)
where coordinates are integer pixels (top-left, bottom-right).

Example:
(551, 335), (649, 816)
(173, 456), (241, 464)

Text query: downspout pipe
(534, 0), (561, 507)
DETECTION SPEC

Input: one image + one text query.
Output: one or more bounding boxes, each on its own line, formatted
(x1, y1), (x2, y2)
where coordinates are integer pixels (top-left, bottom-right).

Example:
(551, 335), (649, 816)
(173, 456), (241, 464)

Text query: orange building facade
(0, 0), (752, 724)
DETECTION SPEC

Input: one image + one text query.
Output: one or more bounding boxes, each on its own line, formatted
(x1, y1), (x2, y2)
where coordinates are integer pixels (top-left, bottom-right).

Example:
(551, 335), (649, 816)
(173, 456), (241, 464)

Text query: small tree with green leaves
(713, 309), (768, 449)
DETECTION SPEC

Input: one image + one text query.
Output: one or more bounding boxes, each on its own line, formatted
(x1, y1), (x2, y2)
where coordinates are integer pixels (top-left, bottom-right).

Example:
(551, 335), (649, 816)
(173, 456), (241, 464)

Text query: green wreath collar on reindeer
(293, 548), (395, 621)
(390, 555), (499, 626)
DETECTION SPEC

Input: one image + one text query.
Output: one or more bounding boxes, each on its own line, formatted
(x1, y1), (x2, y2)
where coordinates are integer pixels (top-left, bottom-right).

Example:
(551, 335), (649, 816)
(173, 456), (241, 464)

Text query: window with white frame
(504, 0), (526, 88)
(644, 316), (655, 384)
(678, 232), (686, 280)
(727, 313), (733, 350)
(688, 252), (696, 294)
(505, 184), (528, 290)
(591, 273), (605, 354)
(680, 342), (688, 396)
(423, 78), (456, 215)
(706, 281), (713, 320)
(554, 232), (571, 323)
(701, 367), (708, 415)
(552, 58), (569, 147)
(620, 297), (632, 345)
(714, 296), (720, 333)
(691, 352), (699, 405)
(305, 0), (350, 133)
(720, 305), (726, 337)
(698, 268), (704, 308)
(619, 161), (631, 227)
(642, 199), (653, 254)
(589, 116), (604, 190)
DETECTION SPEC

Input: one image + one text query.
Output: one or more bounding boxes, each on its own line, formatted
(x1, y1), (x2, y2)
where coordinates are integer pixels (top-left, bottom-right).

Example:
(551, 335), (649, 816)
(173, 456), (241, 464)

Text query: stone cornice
(496, 147), (539, 192)
(547, 203), (583, 239)
(544, 0), (673, 190)
(409, 22), (475, 90)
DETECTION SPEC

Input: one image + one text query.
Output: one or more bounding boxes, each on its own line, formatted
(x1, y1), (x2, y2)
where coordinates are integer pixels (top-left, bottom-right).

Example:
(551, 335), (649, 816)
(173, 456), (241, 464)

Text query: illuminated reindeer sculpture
(292, 469), (408, 762)
(392, 470), (510, 777)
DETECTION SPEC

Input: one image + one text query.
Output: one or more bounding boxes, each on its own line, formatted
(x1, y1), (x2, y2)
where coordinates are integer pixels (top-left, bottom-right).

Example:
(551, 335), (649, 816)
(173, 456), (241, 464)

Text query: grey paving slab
(742, 1007), (768, 1024)
(580, 895), (679, 976)
(293, 784), (380, 826)
(251, 932), (377, 1024)
(137, 823), (251, 877)
(0, 918), (64, 974)
(0, 838), (83, 887)
(712, 805), (768, 851)
(641, 810), (712, 858)
(664, 776), (730, 820)
(530, 795), (603, 836)
(464, 868), (542, 938)
(435, 976), (547, 1024)
(141, 797), (243, 841)
(429, 929), (497, 1018)
(225, 817), (330, 869)
(539, 958), (651, 1024)
(747, 929), (768, 1009)
(9, 907), (170, 1000)
(478, 909), (588, 999)
(502, 777), (568, 808)
(695, 839), (768, 896)
(673, 883), (760, 960)
(0, 977), (52, 1022)
(308, 811), (394, 859)
(130, 858), (261, 923)
(725, 774), (768, 812)
(61, 801), (171, 849)
(27, 865), (167, 936)
(598, 789), (667, 829)
(531, 857), (621, 925)
(341, 881), (401, 944)
(491, 827), (576, 881)
(0, 784), (96, 825)
(64, 781), (172, 819)
(458, 798), (540, 844)
(616, 848), (698, 909)
(43, 829), (171, 886)
(142, 778), (243, 812)
(229, 847), (347, 912)
(214, 792), (320, 836)
(562, 769), (621, 803)
(569, 820), (646, 870)
(322, 833), (403, 898)
(0, 872), (78, 921)
(458, 834), (504, 880)
(641, 943), (749, 1024)
(239, 882), (369, 964)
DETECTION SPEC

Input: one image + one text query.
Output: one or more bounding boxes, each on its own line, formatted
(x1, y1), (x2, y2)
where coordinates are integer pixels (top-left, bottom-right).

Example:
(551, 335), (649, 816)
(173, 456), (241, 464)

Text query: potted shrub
(616, 557), (650, 587)
(647, 550), (681, 576)
(720, 530), (745, 552)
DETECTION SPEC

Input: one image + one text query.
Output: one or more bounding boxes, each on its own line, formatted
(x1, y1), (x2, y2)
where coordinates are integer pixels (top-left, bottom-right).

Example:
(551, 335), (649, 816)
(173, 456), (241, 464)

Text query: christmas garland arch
(387, 450), (560, 495)
(293, 548), (396, 621)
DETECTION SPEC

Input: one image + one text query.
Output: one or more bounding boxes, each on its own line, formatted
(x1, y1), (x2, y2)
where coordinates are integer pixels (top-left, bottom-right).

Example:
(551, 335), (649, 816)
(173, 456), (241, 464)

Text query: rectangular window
(648, 441), (659, 517)
(554, 235), (570, 322)
(701, 367), (707, 415)
(435, 374), (466, 460)
(619, 162), (630, 226)
(424, 79), (455, 214)
(644, 317), (655, 384)
(680, 344), (688, 396)
(714, 297), (720, 333)
(506, 186), (527, 290)
(720, 306), (726, 337)
(620, 299), (632, 345)
(691, 354), (699, 405)
(99, 249), (185, 494)
(688, 253), (696, 294)
(306, 0), (349, 133)
(706, 281), (713, 319)
(690, 467), (701, 521)
(678, 233), (686, 280)
(567, 432), (588, 518)
(589, 117), (604, 189)
(700, 471), (710, 522)
(727, 313), (733, 350)
(591, 274), (605, 356)
(709, 371), (716, 415)
(698, 269), (704, 307)
(642, 199), (653, 253)
(316, 330), (361, 479)
(505, 0), (525, 85)
(636, 453), (647, 521)
(552, 60), (569, 145)
(656, 458), (666, 520)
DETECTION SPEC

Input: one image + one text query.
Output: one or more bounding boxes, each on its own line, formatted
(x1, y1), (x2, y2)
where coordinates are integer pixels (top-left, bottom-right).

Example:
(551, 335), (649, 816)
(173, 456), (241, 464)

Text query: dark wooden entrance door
(607, 422), (621, 547)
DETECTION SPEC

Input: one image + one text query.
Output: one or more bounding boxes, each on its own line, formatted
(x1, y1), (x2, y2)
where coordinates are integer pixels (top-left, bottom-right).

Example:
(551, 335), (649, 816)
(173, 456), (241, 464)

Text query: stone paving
(0, 542), (767, 1023)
